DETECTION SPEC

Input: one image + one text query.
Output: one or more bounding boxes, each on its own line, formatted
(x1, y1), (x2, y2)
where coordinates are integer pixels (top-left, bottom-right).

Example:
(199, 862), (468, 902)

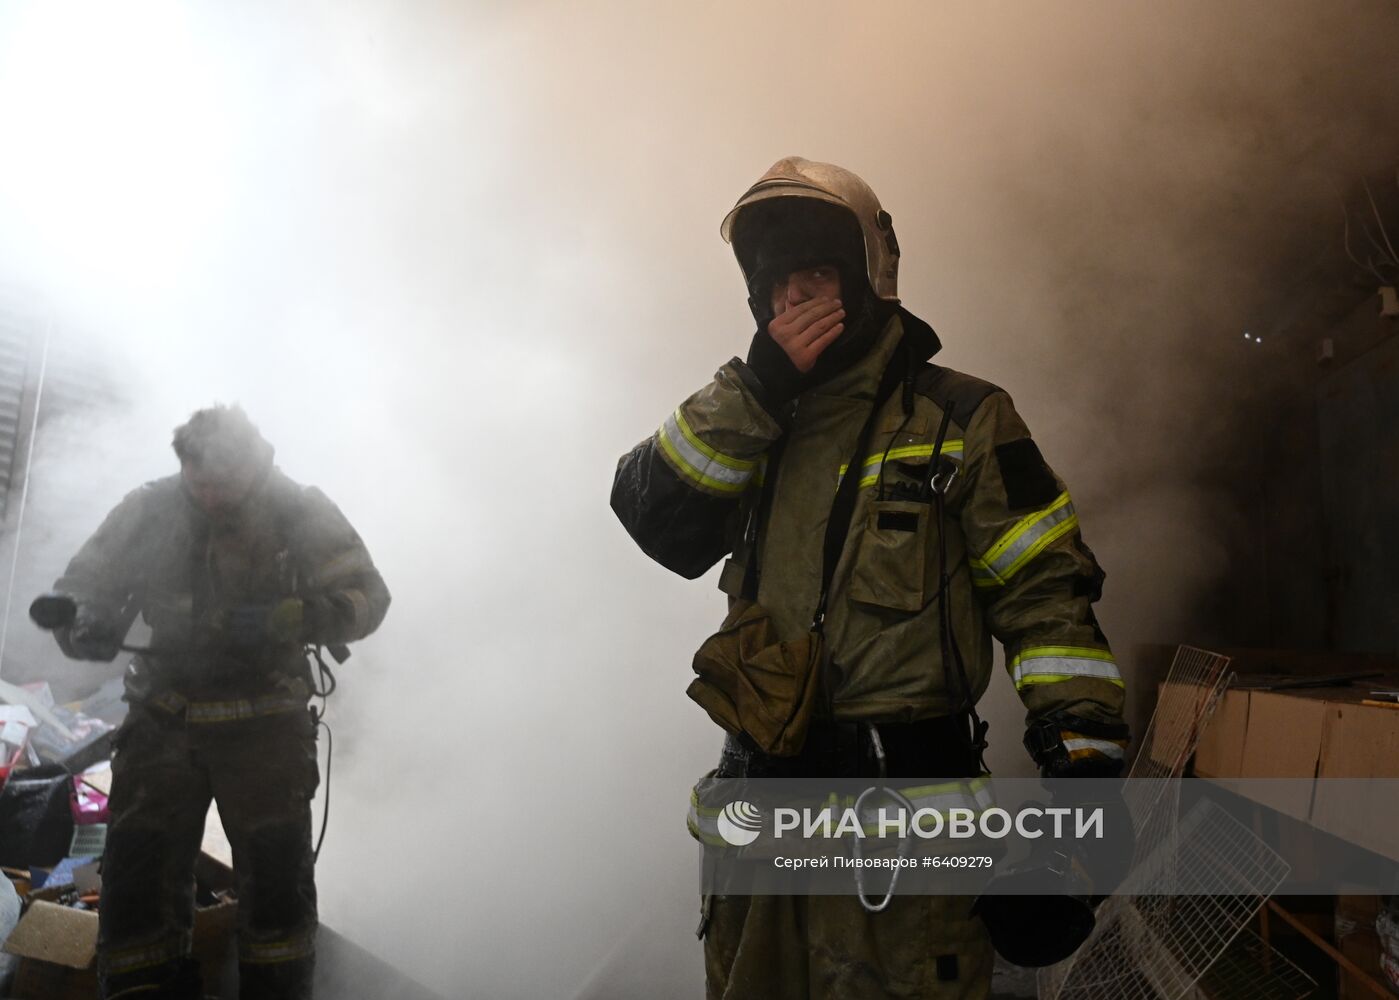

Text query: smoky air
(0, 1), (1397, 997)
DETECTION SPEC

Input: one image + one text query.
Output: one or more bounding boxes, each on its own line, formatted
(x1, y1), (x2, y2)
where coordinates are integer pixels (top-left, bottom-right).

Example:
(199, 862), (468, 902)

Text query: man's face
(181, 456), (261, 515)
(768, 264), (842, 319)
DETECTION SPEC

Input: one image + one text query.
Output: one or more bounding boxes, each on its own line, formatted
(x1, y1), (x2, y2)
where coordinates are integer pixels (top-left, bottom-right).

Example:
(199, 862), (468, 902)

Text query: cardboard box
(1192, 682), (1250, 779)
(1239, 690), (1330, 821)
(1311, 695), (1399, 860)
(3, 852), (236, 999)
(1194, 679), (1399, 779)
(1319, 699), (1399, 778)
(1191, 677), (1399, 861)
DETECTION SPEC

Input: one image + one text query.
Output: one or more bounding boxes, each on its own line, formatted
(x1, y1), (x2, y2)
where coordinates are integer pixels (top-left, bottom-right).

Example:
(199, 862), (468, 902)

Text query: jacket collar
(898, 306), (942, 363)
(805, 305), (941, 403)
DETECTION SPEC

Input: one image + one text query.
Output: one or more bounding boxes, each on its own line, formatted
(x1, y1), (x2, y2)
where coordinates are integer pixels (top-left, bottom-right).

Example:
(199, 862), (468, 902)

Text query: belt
(143, 677), (312, 724)
(717, 716), (983, 780)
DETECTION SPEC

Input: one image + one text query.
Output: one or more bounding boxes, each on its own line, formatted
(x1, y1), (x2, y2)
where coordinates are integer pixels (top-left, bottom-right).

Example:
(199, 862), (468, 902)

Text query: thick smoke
(1, 2), (1398, 997)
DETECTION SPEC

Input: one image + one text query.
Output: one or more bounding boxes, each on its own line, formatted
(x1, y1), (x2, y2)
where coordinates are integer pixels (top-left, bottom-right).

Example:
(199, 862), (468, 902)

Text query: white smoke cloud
(0, 1), (1397, 997)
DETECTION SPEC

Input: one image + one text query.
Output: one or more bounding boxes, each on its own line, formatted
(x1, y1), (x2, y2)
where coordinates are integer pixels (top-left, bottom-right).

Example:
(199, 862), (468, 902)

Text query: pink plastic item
(71, 776), (111, 825)
(0, 740), (26, 796)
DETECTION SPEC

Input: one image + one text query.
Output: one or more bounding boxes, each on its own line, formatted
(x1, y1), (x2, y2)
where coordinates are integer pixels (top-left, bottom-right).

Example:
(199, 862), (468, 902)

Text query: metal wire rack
(1037, 646), (1316, 1000)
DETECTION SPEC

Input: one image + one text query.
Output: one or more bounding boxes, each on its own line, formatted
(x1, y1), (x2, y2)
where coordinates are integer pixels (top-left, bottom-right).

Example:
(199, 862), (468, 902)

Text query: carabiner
(852, 724), (915, 913)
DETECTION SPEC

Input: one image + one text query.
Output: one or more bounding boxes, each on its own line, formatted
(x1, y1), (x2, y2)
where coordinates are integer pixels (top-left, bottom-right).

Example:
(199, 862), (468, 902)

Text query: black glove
(745, 329), (805, 405)
(1026, 713), (1134, 887)
(972, 781), (1134, 968)
(59, 606), (122, 662)
(223, 595), (347, 647)
(971, 858), (1097, 967)
(1051, 777), (1135, 897)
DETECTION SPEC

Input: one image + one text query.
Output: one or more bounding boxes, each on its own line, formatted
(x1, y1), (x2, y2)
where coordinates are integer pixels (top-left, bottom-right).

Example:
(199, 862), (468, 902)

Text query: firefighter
(48, 404), (390, 1000)
(611, 157), (1129, 999)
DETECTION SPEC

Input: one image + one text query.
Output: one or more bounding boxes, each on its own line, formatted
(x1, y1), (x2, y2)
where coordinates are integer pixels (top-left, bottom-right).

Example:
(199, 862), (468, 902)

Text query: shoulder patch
(912, 365), (1002, 427)
(995, 438), (1060, 510)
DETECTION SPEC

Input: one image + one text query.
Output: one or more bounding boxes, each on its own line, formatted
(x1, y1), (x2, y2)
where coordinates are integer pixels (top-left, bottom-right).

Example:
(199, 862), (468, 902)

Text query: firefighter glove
(60, 607), (122, 662)
(225, 598), (306, 646)
(62, 609), (120, 665)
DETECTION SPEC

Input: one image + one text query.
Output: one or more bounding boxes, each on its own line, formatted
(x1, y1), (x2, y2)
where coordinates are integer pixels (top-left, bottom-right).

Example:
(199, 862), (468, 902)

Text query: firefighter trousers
(98, 704), (320, 1000)
(702, 893), (993, 1000)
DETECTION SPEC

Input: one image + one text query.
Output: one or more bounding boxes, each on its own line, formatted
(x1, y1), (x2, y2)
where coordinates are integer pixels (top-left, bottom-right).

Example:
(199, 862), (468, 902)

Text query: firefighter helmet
(721, 156), (901, 303)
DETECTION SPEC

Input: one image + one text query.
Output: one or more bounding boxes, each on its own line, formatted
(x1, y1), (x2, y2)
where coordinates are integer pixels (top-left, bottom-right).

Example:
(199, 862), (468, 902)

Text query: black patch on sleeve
(995, 438), (1059, 510)
(876, 510), (920, 533)
(937, 954), (959, 981)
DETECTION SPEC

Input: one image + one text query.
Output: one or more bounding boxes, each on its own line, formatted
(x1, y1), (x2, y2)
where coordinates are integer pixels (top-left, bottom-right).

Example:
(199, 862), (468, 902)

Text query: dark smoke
(0, 2), (1397, 997)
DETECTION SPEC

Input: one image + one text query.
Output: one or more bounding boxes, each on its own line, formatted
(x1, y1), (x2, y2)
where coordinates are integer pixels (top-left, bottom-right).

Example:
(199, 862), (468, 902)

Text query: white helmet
(721, 156), (901, 303)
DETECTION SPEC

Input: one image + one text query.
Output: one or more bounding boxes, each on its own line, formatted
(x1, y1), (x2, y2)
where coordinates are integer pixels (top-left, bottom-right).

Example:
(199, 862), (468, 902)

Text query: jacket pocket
(687, 599), (825, 757)
(849, 499), (929, 612)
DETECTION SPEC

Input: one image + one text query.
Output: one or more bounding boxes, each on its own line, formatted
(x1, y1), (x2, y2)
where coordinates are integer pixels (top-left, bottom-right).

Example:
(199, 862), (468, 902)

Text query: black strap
(739, 438), (785, 600)
(927, 406), (991, 771)
(811, 338), (909, 631)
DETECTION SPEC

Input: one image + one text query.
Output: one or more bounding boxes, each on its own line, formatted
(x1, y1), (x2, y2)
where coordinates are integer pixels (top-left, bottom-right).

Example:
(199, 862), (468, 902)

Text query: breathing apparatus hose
(309, 644), (338, 862)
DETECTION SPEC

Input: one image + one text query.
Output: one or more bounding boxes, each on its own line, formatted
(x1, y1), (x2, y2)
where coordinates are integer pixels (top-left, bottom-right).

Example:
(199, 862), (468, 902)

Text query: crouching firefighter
(610, 157), (1130, 999)
(36, 405), (390, 1000)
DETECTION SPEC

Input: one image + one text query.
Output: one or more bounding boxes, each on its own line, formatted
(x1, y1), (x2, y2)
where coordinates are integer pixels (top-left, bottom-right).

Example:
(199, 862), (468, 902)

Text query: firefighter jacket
(612, 310), (1127, 767)
(56, 467), (390, 720)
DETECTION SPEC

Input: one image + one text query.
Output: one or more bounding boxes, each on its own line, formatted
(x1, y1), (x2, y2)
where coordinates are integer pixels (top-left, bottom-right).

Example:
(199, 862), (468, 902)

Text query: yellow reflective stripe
(838, 440), (965, 489)
(686, 818), (729, 848)
(657, 429), (748, 494)
(1012, 644), (1117, 662)
(690, 789), (723, 817)
(969, 557), (1001, 588)
(874, 441), (965, 466)
(897, 774), (994, 801)
(900, 775), (996, 815)
(105, 939), (187, 974)
(1010, 646), (1123, 690)
(182, 688), (310, 724)
(672, 409), (757, 471)
(240, 932), (316, 964)
(312, 549), (371, 585)
(687, 793), (728, 847)
(658, 410), (755, 494)
(975, 492), (1078, 584)
(184, 701), (301, 723)
(151, 691), (189, 714)
(1061, 730), (1128, 761)
(686, 776), (997, 843)
(343, 588), (369, 629)
(839, 777), (996, 838)
(812, 777), (996, 827)
(1017, 674), (1126, 688)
